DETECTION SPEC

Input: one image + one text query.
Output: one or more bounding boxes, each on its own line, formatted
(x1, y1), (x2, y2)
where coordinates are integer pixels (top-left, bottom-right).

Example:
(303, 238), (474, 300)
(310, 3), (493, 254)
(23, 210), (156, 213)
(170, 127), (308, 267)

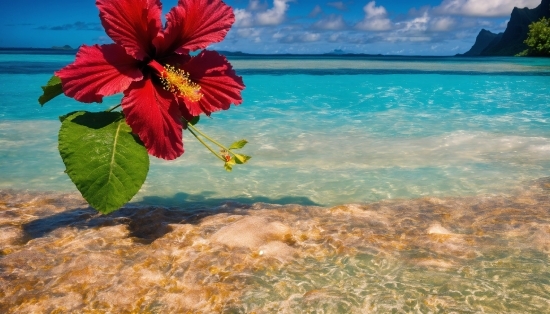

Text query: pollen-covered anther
(160, 65), (203, 102)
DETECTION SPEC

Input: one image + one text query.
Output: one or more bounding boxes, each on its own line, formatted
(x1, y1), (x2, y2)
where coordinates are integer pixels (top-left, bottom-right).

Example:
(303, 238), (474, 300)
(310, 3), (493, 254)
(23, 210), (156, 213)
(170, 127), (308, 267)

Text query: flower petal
(181, 50), (245, 116)
(122, 78), (184, 160)
(55, 44), (143, 103)
(177, 99), (196, 123)
(97, 0), (162, 60)
(157, 52), (191, 67)
(158, 0), (234, 55)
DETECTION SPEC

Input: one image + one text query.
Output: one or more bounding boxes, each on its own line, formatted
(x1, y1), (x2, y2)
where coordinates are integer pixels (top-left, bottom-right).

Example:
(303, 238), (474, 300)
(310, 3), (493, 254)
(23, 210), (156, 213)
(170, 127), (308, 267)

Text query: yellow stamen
(160, 65), (203, 102)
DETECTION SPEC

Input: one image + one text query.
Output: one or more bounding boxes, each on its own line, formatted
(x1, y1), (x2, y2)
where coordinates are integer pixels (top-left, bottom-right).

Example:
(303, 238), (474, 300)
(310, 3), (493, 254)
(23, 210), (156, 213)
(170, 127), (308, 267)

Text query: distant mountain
(460, 0), (550, 56)
(51, 45), (74, 50)
(325, 49), (346, 55)
(457, 29), (503, 56)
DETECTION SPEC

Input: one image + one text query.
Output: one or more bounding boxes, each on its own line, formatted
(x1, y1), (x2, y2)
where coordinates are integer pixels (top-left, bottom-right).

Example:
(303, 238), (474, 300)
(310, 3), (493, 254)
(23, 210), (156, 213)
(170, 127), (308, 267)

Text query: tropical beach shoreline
(2, 50), (550, 312)
(1, 178), (549, 312)
(3, 0), (550, 310)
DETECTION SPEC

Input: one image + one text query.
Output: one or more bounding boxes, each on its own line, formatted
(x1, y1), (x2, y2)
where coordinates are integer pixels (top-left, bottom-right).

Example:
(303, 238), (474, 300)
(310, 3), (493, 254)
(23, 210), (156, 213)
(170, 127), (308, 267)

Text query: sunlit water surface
(1, 52), (549, 312)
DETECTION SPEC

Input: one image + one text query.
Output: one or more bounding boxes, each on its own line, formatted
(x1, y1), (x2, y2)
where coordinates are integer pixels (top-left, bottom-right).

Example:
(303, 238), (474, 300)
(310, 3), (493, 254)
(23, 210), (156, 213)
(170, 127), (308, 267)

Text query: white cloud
(386, 12), (432, 42)
(429, 17), (456, 31)
(302, 32), (321, 42)
(327, 1), (347, 11)
(434, 0), (540, 17)
(236, 28), (262, 38)
(313, 14), (346, 30)
(385, 35), (431, 43)
(328, 33), (342, 42)
(234, 9), (254, 27)
(280, 32), (321, 43)
(355, 1), (392, 31)
(499, 19), (510, 29)
(234, 0), (292, 27)
(247, 0), (268, 11)
(256, 0), (291, 25)
(309, 5), (323, 17)
(398, 12), (429, 33)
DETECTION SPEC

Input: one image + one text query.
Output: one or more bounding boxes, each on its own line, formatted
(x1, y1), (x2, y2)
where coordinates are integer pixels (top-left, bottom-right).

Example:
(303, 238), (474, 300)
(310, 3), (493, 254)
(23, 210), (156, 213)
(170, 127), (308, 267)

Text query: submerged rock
(210, 216), (291, 249)
(427, 223), (453, 235)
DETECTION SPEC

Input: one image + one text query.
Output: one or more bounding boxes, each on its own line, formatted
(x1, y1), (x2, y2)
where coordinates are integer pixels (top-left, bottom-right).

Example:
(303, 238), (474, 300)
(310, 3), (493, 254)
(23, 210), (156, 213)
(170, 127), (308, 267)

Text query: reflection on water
(1, 179), (549, 313)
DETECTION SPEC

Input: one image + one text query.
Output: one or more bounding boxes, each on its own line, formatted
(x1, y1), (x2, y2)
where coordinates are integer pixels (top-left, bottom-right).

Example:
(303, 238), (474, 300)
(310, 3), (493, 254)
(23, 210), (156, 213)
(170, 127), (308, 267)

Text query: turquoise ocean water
(1, 51), (550, 207)
(2, 50), (550, 312)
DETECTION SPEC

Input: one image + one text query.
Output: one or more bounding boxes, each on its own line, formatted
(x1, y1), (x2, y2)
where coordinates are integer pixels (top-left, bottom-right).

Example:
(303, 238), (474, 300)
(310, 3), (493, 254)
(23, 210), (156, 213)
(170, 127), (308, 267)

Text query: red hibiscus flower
(55, 0), (245, 160)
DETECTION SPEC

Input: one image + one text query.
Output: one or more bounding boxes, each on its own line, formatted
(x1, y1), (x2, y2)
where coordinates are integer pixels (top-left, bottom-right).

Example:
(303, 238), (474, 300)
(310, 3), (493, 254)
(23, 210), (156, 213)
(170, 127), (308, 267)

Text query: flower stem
(187, 127), (226, 162)
(106, 104), (121, 112)
(187, 123), (237, 156)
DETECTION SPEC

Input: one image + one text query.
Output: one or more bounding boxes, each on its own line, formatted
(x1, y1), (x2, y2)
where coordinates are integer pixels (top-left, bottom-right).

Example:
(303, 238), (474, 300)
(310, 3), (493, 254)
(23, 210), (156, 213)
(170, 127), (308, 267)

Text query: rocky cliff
(458, 29), (503, 56)
(460, 0), (550, 56)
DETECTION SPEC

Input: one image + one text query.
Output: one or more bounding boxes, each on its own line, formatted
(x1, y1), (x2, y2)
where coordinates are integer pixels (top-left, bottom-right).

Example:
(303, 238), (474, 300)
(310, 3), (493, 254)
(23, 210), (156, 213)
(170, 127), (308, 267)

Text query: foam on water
(2, 119), (550, 206)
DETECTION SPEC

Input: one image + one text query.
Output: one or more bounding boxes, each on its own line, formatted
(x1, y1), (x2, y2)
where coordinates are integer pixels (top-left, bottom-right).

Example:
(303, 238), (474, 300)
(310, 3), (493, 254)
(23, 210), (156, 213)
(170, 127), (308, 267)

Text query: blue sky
(0, 0), (542, 55)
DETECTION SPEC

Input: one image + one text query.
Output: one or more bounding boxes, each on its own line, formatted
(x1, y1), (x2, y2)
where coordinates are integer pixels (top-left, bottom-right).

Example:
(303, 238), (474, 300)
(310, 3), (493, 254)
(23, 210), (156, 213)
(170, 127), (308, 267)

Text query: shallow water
(2, 55), (550, 206)
(1, 179), (549, 312)
(1, 51), (550, 312)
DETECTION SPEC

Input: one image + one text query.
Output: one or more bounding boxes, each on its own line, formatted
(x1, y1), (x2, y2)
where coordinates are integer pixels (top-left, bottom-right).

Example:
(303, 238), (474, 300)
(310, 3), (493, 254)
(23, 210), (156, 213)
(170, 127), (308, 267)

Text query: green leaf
(59, 111), (80, 122)
(189, 116), (200, 125)
(224, 158), (236, 172)
(233, 153), (251, 164)
(39, 75), (63, 106)
(224, 163), (233, 172)
(59, 111), (149, 214)
(229, 139), (248, 150)
(182, 116), (200, 130)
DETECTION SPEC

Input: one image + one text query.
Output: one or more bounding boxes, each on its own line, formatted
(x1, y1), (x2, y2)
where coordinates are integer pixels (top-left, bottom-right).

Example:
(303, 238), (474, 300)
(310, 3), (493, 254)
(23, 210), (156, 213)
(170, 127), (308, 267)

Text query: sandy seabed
(1, 179), (549, 313)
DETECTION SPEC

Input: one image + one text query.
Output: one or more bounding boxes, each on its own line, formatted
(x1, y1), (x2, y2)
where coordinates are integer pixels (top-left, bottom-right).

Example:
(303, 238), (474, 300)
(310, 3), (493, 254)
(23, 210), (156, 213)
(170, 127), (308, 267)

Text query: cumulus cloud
(327, 1), (347, 11)
(272, 32), (285, 39)
(309, 5), (323, 17)
(256, 0), (291, 25)
(385, 35), (431, 43)
(236, 28), (262, 38)
(234, 9), (254, 27)
(247, 0), (268, 11)
(279, 32), (321, 43)
(312, 14), (347, 30)
(234, 0), (291, 27)
(429, 17), (456, 31)
(434, 0), (540, 17)
(355, 1), (392, 31)
(302, 32), (322, 42)
(387, 12), (431, 42)
(398, 12), (430, 33)
(328, 33), (343, 42)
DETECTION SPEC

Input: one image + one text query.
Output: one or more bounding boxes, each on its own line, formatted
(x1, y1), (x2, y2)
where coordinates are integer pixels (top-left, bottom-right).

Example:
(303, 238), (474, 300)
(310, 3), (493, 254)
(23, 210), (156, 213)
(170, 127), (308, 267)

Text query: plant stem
(187, 127), (226, 162)
(187, 123), (238, 156)
(106, 104), (121, 112)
